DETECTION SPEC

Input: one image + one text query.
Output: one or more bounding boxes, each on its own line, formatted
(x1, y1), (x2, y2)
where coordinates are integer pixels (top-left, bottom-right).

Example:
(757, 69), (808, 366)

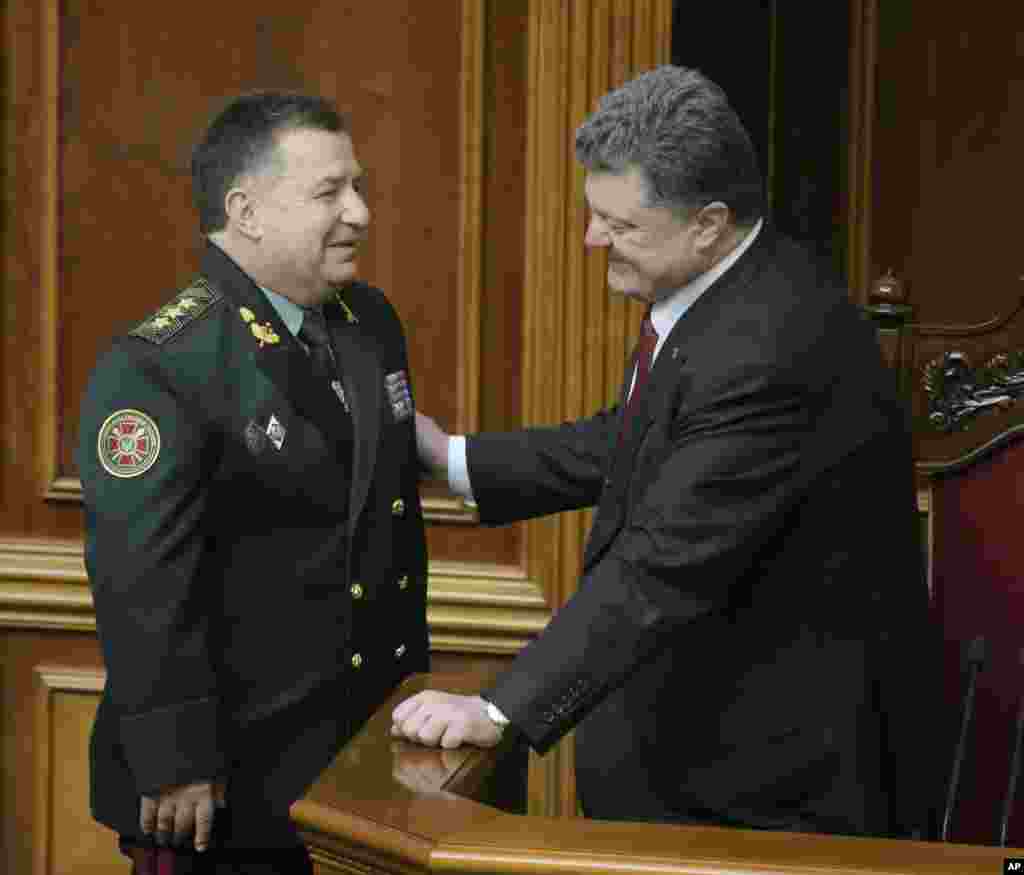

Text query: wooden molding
(427, 560), (550, 654)
(0, 539), (550, 652)
(34, 665), (107, 875)
(0, 539), (95, 631)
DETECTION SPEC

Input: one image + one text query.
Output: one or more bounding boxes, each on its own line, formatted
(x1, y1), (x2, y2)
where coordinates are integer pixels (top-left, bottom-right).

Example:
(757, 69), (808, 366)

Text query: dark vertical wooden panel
(479, 0), (527, 435)
(872, 0), (1024, 324)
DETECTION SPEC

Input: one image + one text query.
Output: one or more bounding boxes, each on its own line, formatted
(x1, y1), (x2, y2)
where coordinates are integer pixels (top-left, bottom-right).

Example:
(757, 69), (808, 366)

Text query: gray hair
(575, 66), (764, 226)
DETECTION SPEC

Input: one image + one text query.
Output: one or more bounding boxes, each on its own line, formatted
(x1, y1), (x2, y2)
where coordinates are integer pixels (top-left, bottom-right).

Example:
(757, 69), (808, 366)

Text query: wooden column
(521, 0), (672, 818)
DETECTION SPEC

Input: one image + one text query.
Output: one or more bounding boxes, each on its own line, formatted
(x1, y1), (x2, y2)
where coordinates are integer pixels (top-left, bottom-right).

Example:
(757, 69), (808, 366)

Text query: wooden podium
(292, 674), (1020, 875)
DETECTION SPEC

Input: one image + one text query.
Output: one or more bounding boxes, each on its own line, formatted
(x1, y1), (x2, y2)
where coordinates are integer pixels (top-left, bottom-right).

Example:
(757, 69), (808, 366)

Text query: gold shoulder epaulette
(130, 277), (223, 345)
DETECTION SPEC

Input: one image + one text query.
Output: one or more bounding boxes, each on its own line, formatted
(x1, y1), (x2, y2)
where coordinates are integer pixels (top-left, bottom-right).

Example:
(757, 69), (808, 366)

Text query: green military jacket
(78, 241), (428, 840)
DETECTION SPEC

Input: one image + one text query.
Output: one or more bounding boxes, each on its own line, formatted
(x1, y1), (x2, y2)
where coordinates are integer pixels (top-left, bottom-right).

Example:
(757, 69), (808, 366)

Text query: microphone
(941, 635), (987, 842)
(999, 648), (1024, 846)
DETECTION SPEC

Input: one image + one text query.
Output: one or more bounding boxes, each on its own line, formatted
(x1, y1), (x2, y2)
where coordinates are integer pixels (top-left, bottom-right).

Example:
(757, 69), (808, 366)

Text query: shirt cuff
(447, 435), (475, 502)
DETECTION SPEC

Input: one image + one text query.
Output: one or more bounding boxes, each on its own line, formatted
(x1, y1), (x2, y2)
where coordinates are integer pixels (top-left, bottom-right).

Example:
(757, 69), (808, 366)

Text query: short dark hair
(575, 66), (764, 226)
(191, 91), (348, 234)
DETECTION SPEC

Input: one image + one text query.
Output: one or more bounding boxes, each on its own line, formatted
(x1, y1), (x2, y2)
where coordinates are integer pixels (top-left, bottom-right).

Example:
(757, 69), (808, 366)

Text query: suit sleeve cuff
(119, 696), (226, 795)
(448, 435), (476, 502)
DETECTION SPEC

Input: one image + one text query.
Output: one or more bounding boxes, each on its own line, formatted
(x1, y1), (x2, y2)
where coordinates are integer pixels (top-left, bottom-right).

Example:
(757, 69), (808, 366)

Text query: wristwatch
(482, 697), (510, 728)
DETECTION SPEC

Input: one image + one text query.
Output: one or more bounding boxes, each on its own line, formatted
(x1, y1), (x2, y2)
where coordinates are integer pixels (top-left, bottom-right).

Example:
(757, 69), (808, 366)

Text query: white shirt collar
(650, 218), (763, 360)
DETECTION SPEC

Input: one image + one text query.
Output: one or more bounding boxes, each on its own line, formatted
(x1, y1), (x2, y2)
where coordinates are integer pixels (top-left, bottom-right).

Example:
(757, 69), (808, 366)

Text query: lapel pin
(331, 379), (350, 412)
(239, 307), (255, 324)
(244, 420), (267, 455)
(266, 415), (286, 450)
(672, 347), (681, 360)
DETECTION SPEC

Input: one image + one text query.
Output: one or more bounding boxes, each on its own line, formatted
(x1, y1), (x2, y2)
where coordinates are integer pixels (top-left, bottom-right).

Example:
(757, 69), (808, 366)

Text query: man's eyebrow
(589, 204), (634, 225)
(314, 170), (365, 188)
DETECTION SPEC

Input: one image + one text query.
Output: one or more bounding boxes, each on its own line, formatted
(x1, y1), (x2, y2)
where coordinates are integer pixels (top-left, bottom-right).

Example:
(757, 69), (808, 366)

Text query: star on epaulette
(131, 278), (223, 345)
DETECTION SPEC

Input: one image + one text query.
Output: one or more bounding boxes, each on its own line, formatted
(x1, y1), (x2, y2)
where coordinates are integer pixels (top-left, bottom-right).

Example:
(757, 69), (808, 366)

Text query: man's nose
(342, 191), (370, 227)
(584, 217), (611, 249)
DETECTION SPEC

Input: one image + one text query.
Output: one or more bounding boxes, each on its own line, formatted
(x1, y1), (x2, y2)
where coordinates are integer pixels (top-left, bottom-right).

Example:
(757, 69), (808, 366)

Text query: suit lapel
(586, 226), (776, 569)
(325, 296), (382, 538)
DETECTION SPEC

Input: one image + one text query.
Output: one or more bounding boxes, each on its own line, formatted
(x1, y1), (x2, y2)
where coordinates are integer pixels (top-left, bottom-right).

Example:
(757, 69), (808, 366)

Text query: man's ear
(224, 187), (261, 241)
(694, 201), (732, 250)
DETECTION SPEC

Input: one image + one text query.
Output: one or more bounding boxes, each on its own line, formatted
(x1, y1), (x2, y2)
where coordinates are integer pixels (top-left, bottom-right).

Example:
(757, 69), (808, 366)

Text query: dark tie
(298, 308), (336, 379)
(623, 308), (659, 424)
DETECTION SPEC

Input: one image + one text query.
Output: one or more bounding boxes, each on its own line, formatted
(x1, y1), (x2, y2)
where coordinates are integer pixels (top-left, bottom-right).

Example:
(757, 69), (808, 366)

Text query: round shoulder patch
(97, 409), (161, 478)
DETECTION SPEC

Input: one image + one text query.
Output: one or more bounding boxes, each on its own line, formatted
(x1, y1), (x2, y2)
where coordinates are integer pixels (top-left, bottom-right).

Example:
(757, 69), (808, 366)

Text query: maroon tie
(623, 309), (659, 426)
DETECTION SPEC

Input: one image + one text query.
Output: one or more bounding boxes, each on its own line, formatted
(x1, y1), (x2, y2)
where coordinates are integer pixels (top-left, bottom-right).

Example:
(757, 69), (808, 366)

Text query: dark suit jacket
(78, 242), (428, 844)
(471, 227), (934, 837)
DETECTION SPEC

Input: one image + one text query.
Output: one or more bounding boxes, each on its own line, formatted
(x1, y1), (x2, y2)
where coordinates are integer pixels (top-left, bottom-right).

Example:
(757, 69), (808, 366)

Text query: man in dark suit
(78, 92), (428, 872)
(391, 66), (932, 838)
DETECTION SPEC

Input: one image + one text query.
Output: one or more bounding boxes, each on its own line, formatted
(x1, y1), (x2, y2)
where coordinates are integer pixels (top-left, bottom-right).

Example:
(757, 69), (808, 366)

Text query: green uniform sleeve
(79, 341), (225, 795)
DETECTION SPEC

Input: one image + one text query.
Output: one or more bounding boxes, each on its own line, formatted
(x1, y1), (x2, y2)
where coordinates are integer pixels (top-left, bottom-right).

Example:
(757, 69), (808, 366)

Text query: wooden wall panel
(34, 667), (127, 875)
(870, 0), (1024, 324)
(0, 632), (106, 875)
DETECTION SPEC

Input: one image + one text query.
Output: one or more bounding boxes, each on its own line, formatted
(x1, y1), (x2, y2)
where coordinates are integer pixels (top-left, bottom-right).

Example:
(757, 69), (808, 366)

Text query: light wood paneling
(34, 666), (128, 875)
(0, 632), (106, 875)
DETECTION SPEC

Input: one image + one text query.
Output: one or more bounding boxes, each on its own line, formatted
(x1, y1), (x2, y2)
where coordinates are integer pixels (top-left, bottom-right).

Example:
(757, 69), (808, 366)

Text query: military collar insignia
(266, 414), (286, 450)
(97, 409), (161, 478)
(244, 414), (287, 453)
(331, 379), (350, 412)
(251, 321), (281, 348)
(244, 419), (267, 454)
(235, 305), (280, 347)
(334, 291), (359, 324)
(131, 277), (222, 345)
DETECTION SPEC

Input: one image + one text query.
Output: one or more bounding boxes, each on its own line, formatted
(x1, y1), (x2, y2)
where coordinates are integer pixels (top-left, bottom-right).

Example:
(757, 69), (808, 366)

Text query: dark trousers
(120, 841), (313, 875)
(119, 801), (313, 875)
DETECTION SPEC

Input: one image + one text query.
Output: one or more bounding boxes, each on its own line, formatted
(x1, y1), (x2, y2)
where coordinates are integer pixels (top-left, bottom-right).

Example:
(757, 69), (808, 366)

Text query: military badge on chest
(385, 370), (413, 422)
(244, 414), (287, 454)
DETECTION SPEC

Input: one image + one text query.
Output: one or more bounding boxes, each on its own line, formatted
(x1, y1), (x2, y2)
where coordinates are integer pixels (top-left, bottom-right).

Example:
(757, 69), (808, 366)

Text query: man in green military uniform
(78, 92), (429, 873)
